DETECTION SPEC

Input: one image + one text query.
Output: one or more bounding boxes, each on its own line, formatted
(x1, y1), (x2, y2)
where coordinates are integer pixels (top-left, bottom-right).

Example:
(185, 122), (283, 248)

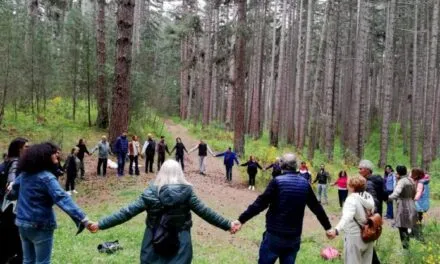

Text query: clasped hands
(85, 221), (99, 233)
(326, 229), (337, 240)
(230, 220), (242, 234)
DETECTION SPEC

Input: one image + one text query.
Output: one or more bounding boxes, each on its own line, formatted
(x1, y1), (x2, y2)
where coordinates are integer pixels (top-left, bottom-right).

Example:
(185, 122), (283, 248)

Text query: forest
(1, 0), (439, 171)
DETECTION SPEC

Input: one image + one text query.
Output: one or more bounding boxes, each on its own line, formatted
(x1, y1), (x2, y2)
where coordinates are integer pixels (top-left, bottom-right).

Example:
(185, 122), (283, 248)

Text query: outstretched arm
(240, 162), (249, 167)
(207, 145), (215, 156)
(188, 144), (198, 153)
(256, 162), (263, 170)
(238, 179), (277, 224)
(306, 185), (331, 231)
(98, 195), (147, 230)
(190, 192), (231, 231)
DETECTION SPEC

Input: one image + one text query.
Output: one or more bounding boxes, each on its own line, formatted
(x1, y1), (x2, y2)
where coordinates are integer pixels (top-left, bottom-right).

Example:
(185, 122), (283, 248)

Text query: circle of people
(0, 136), (431, 264)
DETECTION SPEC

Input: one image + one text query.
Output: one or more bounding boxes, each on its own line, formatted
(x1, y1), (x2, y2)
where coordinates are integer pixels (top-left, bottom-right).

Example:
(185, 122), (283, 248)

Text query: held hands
(230, 220), (242, 234)
(326, 229), (337, 240)
(86, 221), (99, 233)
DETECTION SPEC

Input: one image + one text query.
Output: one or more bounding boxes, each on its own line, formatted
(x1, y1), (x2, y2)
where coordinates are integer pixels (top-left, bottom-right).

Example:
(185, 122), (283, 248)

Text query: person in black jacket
(76, 138), (91, 179)
(234, 153), (332, 264)
(141, 134), (156, 173)
(313, 164), (331, 204)
(241, 156), (263, 191)
(156, 136), (170, 171)
(264, 157), (282, 178)
(170, 137), (188, 171)
(358, 159), (387, 264)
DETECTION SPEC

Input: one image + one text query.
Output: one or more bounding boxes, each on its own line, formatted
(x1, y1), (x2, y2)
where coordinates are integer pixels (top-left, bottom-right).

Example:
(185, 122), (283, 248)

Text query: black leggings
(65, 174), (76, 191)
(338, 189), (348, 208)
(399, 227), (410, 249)
(176, 154), (185, 171)
(0, 207), (22, 264)
(248, 172), (257, 186)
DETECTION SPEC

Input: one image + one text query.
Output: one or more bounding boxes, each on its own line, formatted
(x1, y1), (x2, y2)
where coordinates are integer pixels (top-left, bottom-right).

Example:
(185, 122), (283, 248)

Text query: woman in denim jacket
(9, 142), (93, 264)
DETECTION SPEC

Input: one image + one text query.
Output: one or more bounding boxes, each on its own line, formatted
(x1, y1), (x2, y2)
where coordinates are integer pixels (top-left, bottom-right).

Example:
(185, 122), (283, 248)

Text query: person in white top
(128, 135), (141, 175)
(327, 176), (375, 264)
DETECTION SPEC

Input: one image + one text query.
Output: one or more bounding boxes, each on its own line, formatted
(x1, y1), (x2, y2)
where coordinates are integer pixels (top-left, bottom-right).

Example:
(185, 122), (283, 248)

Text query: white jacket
(335, 192), (375, 235)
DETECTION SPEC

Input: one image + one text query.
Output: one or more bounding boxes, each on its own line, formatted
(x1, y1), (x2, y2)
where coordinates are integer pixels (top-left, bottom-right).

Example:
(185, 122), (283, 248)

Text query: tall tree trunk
(233, 0), (246, 156)
(109, 0), (135, 143)
(270, 0), (288, 147)
(294, 0), (305, 146)
(410, 0), (419, 167)
(298, 0), (314, 150)
(308, 1), (329, 160)
(324, 0), (339, 161)
(267, 0), (279, 131)
(422, 0), (438, 170)
(349, 0), (371, 160)
(96, 0), (109, 128)
(0, 21), (12, 125)
(202, 3), (213, 127)
(379, 0), (396, 168)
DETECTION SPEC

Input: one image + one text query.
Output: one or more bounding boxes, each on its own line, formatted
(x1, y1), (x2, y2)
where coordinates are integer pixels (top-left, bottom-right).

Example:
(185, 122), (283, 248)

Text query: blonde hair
(348, 175), (367, 192)
(154, 159), (192, 193)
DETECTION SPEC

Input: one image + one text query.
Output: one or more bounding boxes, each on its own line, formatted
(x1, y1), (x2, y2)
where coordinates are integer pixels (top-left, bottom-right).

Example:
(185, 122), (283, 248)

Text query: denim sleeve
(98, 195), (147, 230)
(238, 179), (277, 224)
(45, 177), (86, 224)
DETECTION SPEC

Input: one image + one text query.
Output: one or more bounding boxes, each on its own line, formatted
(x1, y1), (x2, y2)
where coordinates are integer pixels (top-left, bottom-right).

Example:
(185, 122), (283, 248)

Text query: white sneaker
(248, 186), (251, 190)
(72, 190), (78, 194)
(66, 191), (72, 196)
(252, 186), (255, 191)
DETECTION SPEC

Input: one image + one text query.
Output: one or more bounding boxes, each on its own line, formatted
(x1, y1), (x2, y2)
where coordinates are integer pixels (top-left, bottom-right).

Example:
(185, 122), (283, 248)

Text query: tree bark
(233, 0), (246, 156)
(379, 0), (396, 168)
(422, 0), (438, 170)
(410, 0), (419, 167)
(96, 0), (109, 128)
(109, 0), (136, 143)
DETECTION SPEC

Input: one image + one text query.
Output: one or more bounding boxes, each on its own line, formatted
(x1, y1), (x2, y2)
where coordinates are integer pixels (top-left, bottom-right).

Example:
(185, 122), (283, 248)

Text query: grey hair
(359, 160), (374, 172)
(154, 159), (192, 193)
(281, 153), (297, 171)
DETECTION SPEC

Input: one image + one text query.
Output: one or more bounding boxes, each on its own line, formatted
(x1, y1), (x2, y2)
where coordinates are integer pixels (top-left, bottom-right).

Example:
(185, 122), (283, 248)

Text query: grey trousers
(199, 156), (206, 173)
(344, 235), (374, 264)
(317, 184), (328, 203)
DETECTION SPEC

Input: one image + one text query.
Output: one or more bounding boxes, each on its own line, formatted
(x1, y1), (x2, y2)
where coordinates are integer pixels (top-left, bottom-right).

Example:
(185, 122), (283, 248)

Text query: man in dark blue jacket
(215, 147), (239, 182)
(114, 132), (129, 176)
(235, 153), (332, 264)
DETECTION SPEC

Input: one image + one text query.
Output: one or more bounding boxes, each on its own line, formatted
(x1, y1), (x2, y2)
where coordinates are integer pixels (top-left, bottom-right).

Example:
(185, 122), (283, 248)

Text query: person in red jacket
(332, 170), (348, 208)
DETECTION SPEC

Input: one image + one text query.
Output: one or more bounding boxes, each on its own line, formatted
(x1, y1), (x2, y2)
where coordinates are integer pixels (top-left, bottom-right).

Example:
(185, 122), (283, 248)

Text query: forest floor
(51, 120), (440, 263)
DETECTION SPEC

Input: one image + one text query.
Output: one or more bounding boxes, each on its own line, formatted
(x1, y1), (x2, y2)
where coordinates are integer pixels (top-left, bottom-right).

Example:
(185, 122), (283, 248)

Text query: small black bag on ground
(152, 209), (180, 256)
(97, 240), (123, 254)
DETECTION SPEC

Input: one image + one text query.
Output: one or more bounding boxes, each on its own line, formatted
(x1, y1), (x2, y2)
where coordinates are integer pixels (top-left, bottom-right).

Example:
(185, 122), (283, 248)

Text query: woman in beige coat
(388, 165), (417, 249)
(328, 176), (375, 264)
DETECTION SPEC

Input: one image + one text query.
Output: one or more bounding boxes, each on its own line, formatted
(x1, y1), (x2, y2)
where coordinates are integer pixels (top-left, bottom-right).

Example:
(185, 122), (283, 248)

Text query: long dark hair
(339, 170), (347, 178)
(18, 142), (59, 174)
(7, 137), (28, 159)
(78, 138), (84, 145)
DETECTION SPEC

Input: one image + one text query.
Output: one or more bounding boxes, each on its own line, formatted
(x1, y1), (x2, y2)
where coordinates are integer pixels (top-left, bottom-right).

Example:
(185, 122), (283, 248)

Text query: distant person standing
(76, 139), (91, 179)
(141, 134), (156, 173)
(114, 131), (129, 177)
(313, 164), (331, 204)
(170, 137), (188, 171)
(264, 157), (282, 178)
(156, 136), (170, 171)
(298, 161), (312, 184)
(332, 170), (349, 208)
(215, 147), (239, 182)
(188, 140), (214, 175)
(91, 136), (112, 176)
(384, 165), (396, 219)
(241, 156), (263, 190)
(64, 147), (81, 195)
(128, 135), (140, 176)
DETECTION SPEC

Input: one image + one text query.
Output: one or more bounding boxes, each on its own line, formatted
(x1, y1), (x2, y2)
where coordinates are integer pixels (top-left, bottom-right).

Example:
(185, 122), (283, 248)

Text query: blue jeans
(258, 231), (301, 264)
(117, 152), (127, 176)
(386, 190), (394, 219)
(19, 227), (54, 264)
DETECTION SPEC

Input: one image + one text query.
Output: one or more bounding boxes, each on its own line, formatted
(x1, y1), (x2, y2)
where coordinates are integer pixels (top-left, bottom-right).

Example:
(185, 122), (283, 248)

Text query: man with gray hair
(358, 159), (386, 264)
(235, 153), (332, 263)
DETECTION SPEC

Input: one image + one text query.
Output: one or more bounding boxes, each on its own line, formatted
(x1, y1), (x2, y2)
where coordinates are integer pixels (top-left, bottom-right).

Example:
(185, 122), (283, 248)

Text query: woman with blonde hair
(327, 176), (375, 264)
(91, 159), (237, 263)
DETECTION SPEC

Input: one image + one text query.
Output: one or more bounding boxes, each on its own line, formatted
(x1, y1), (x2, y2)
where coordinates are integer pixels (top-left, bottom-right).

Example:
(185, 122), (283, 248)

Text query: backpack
(354, 209), (383, 243)
(152, 208), (180, 256)
(0, 160), (12, 204)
